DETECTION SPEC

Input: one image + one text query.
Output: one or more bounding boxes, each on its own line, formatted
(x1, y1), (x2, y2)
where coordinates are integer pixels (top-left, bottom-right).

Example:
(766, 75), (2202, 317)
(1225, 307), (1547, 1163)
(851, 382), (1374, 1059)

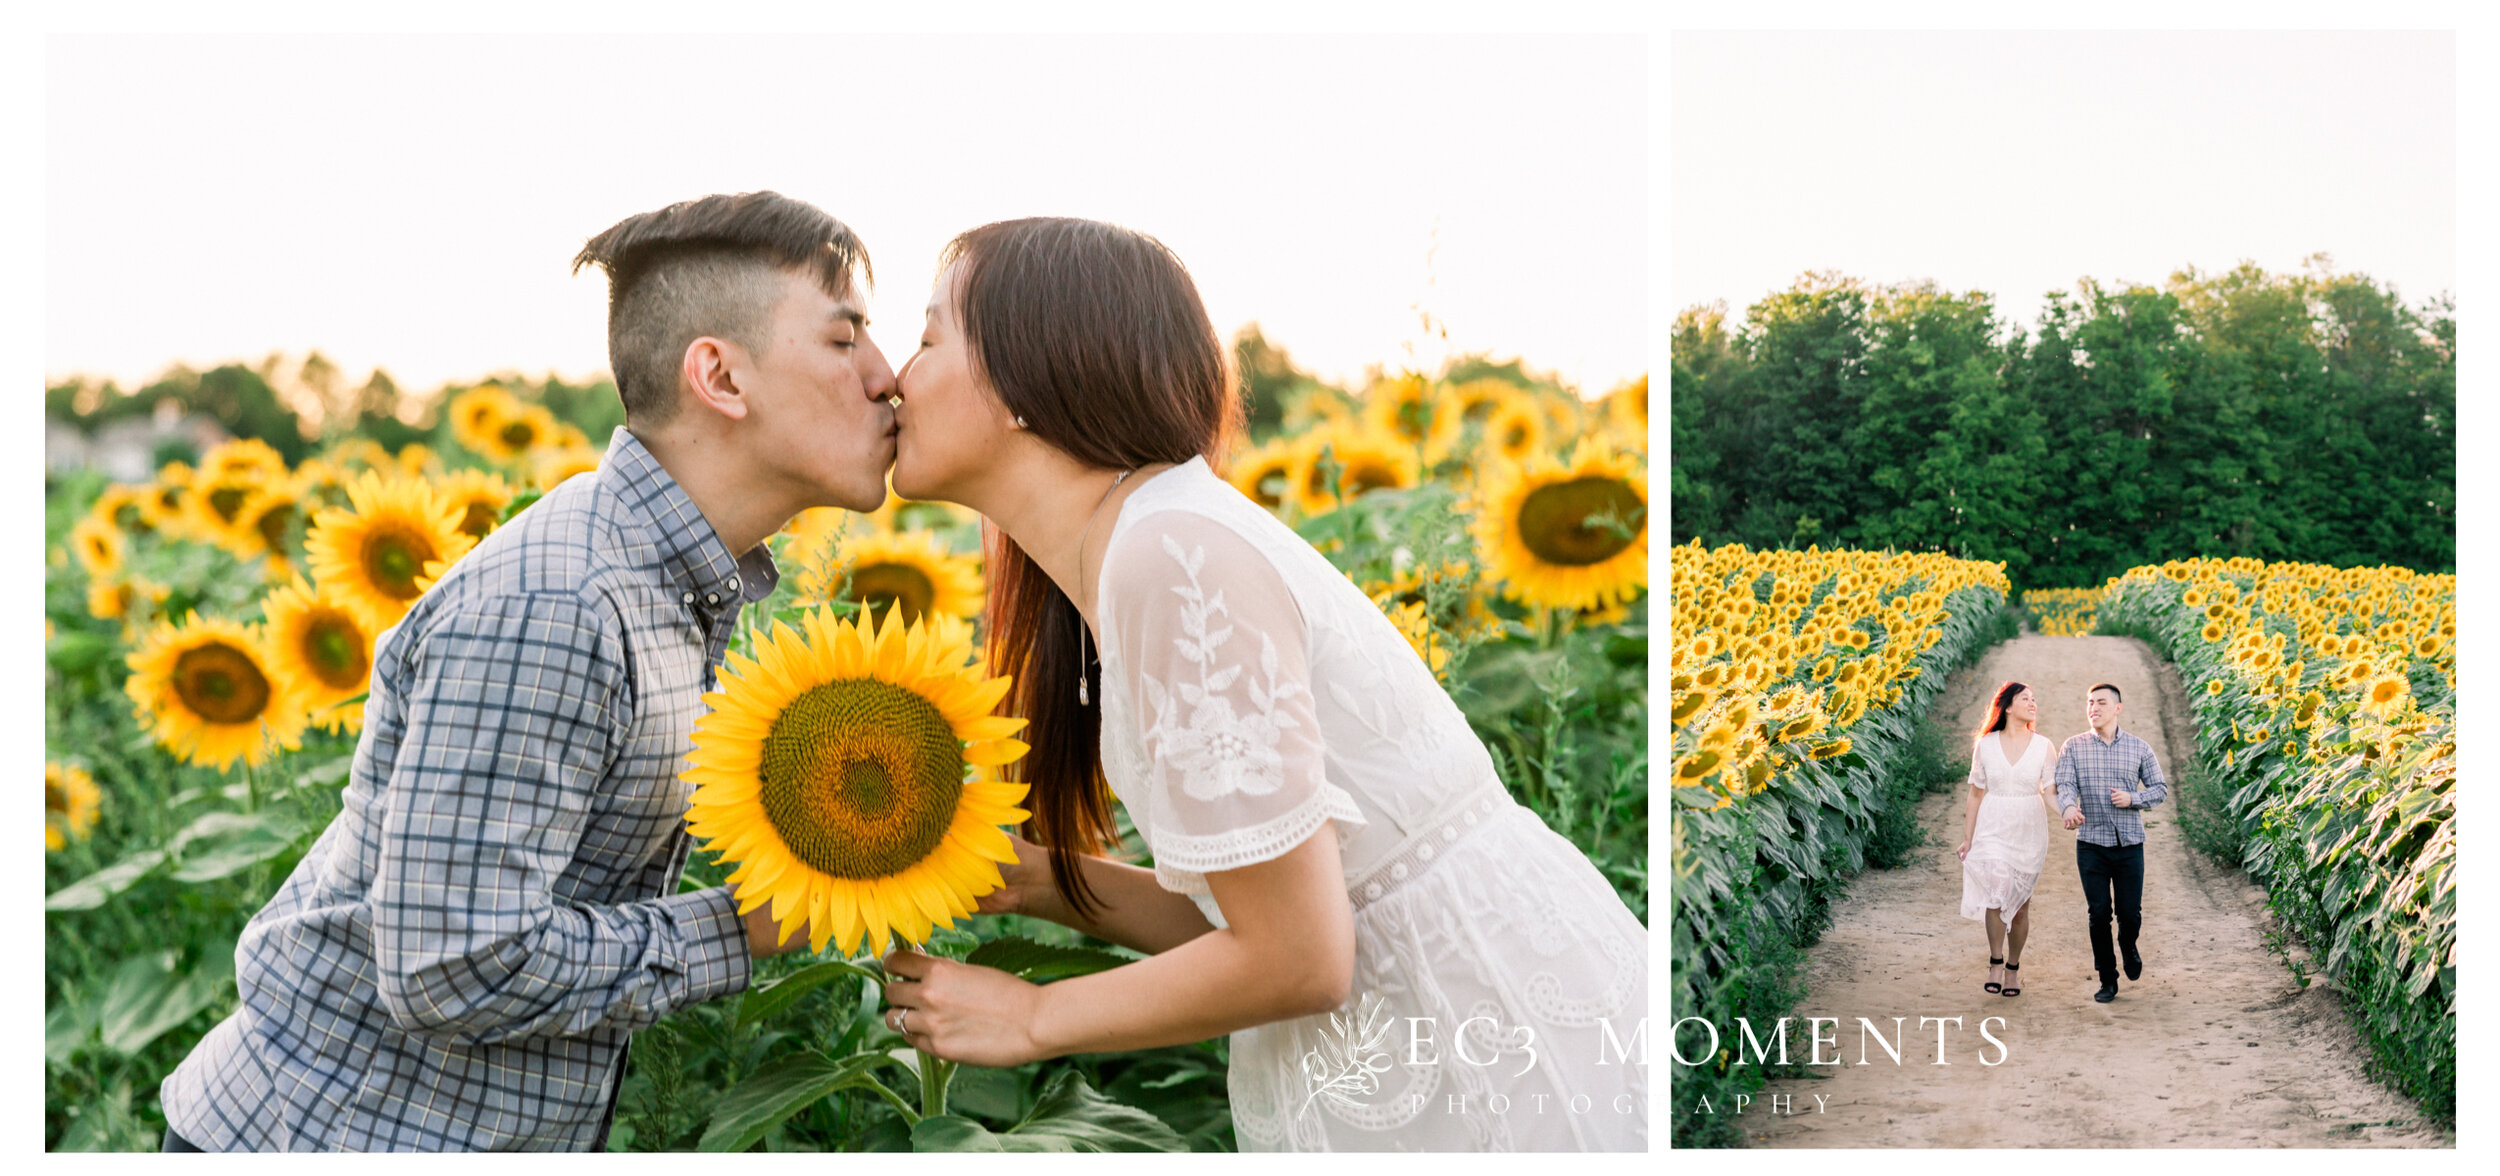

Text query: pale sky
(1673, 30), (2456, 333)
(45, 34), (1646, 405)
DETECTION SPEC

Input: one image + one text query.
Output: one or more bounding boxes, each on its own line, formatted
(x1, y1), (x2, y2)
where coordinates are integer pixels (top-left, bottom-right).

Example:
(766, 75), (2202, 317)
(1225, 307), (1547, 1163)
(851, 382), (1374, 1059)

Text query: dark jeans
(163, 1127), (203, 1152)
(2076, 839), (2144, 981)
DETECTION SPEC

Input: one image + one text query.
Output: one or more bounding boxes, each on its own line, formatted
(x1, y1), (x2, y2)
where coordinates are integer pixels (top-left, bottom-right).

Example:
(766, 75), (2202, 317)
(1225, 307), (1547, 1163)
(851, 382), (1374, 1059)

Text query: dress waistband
(1346, 778), (1515, 912)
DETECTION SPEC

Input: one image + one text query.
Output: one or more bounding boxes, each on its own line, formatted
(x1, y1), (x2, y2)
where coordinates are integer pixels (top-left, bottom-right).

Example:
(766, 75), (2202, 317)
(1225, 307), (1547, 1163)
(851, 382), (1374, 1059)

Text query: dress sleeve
(1967, 738), (1987, 789)
(1102, 514), (1368, 896)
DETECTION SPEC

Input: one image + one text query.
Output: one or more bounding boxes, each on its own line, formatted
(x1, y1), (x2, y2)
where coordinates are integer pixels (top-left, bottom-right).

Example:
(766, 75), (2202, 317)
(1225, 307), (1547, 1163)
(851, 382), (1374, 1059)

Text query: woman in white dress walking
(1956, 682), (2058, 997)
(869, 217), (1647, 1150)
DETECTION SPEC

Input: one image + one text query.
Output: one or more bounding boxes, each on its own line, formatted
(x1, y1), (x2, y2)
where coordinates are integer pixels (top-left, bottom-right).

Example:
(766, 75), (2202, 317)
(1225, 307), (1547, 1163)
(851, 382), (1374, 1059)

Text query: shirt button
(1418, 845), (1435, 861)
(727, 576), (741, 593)
(680, 591), (696, 606)
(705, 593), (720, 606)
(1442, 826), (1458, 841)
(1364, 883), (1384, 901)
(1390, 863), (1409, 880)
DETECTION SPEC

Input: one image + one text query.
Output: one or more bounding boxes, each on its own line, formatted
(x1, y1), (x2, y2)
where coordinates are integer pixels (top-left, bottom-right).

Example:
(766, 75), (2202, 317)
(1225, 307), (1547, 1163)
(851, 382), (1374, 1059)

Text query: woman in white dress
(1956, 682), (2058, 997)
(870, 217), (1647, 1150)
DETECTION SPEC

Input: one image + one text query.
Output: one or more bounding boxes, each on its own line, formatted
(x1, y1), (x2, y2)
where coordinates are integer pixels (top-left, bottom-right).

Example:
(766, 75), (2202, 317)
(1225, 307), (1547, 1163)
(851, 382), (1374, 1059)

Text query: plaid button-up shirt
(161, 429), (774, 1151)
(2053, 727), (2169, 848)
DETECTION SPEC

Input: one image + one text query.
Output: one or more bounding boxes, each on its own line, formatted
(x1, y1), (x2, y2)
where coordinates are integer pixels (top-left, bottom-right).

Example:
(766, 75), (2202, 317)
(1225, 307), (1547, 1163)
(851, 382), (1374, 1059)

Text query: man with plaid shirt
(160, 193), (901, 1150)
(2054, 682), (2169, 1005)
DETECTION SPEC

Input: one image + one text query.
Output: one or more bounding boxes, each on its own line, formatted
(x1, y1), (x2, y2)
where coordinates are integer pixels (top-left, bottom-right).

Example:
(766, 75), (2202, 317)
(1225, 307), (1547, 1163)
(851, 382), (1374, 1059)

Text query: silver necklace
(1075, 468), (1134, 705)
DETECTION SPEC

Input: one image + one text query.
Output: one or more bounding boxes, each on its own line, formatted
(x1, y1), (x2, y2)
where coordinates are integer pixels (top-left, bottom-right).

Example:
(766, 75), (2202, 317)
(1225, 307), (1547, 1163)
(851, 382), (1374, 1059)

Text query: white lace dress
(1093, 457), (1648, 1151)
(1959, 731), (2053, 921)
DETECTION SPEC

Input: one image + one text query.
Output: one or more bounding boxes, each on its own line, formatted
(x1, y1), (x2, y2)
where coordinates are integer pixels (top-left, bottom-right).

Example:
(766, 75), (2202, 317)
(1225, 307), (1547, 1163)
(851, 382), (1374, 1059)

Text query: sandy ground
(1739, 632), (2448, 1148)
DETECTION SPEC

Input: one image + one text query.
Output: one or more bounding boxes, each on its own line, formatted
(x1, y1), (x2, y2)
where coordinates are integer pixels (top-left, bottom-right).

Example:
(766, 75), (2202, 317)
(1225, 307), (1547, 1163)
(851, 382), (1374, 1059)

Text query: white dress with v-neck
(1090, 457), (1647, 1151)
(1960, 731), (2053, 921)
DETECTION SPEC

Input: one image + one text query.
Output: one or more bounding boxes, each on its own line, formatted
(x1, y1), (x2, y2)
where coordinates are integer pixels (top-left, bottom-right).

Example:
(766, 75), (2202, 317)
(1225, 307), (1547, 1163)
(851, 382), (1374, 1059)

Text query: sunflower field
(1666, 541), (2015, 1147)
(2090, 556), (2456, 1122)
(2019, 587), (2101, 636)
(44, 361), (1648, 1151)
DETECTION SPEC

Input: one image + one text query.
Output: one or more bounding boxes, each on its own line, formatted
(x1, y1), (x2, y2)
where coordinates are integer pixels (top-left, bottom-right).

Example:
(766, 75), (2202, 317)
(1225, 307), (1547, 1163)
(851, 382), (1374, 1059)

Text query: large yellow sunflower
(141, 461), (195, 536)
(481, 404), (561, 464)
(1479, 391), (1550, 465)
(263, 576), (377, 733)
(681, 607), (1033, 955)
(185, 467), (270, 548)
(798, 529), (987, 626)
(1296, 426), (1421, 515)
(1225, 438), (1307, 513)
(124, 616), (308, 769)
(1602, 375), (1648, 450)
(89, 484), (155, 536)
(1475, 439), (1648, 612)
(436, 468), (517, 540)
(199, 437), (290, 482)
(68, 516), (126, 578)
(448, 384), (522, 456)
(304, 472), (478, 635)
(233, 483), (307, 577)
(1362, 374), (1462, 463)
(45, 762), (103, 852)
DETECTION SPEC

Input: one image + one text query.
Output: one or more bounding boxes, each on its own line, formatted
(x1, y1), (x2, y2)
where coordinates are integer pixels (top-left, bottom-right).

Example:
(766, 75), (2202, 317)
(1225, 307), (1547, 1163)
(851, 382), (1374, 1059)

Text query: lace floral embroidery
(1140, 533), (1307, 802)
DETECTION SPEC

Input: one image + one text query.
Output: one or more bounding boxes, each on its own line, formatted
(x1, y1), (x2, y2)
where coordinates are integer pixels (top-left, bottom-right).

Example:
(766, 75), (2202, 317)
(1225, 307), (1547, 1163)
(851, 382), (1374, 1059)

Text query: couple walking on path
(1957, 681), (2168, 1005)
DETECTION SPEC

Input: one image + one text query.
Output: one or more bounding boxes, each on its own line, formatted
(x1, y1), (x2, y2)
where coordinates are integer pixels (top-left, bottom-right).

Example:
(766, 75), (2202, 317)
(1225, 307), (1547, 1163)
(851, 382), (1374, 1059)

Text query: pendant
(1078, 675), (1090, 705)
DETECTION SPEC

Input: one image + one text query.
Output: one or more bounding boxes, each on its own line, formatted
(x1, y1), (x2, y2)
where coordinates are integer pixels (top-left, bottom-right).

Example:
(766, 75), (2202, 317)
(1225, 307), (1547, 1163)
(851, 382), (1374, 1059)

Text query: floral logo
(1298, 991), (1395, 1121)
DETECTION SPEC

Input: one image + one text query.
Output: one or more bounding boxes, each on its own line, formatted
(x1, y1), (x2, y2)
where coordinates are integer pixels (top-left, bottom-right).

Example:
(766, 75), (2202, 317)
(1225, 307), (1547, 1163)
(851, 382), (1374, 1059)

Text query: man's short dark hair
(572, 191), (871, 424)
(2089, 683), (2123, 703)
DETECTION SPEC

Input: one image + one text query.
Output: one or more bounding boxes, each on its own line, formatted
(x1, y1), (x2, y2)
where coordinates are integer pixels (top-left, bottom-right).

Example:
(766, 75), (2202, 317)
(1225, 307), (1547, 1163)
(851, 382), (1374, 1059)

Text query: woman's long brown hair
(1976, 681), (2030, 738)
(947, 218), (1240, 921)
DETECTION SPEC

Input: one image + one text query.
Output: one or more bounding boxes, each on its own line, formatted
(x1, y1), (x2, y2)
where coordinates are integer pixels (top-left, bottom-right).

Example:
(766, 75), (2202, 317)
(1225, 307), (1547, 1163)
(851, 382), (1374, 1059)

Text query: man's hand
(2109, 788), (2133, 809)
(2063, 807), (2085, 830)
(745, 903), (809, 958)
(974, 832), (1052, 919)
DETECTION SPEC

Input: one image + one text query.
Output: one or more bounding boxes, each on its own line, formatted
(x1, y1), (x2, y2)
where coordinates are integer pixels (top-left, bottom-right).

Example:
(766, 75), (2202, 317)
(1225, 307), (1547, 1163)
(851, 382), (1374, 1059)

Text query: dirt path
(1744, 632), (2448, 1148)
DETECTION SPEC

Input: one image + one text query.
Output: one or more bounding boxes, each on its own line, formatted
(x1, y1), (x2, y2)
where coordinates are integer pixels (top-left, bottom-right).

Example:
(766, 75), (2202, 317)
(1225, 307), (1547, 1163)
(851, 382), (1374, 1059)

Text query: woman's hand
(974, 832), (1053, 919)
(1956, 839), (1971, 861)
(881, 949), (1051, 1068)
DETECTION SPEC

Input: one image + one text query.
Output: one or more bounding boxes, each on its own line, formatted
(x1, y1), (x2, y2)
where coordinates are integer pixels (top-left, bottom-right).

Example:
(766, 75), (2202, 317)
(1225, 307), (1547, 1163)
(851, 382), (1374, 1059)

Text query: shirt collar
(600, 427), (779, 610)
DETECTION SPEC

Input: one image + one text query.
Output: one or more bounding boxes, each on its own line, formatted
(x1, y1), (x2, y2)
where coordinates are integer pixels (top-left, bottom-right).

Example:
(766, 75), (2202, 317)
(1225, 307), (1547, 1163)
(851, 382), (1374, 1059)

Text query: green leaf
(172, 819), (304, 882)
(736, 957), (885, 1030)
(911, 1070), (1189, 1152)
(962, 936), (1137, 984)
(46, 996), (98, 1067)
(45, 849), (169, 912)
(46, 630), (116, 675)
(96, 941), (235, 1054)
(698, 1050), (888, 1152)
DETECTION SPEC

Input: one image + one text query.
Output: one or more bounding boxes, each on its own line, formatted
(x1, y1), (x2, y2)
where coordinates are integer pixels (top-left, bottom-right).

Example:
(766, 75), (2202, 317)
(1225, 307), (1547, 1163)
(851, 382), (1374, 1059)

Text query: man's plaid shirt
(2053, 727), (2169, 848)
(162, 429), (774, 1151)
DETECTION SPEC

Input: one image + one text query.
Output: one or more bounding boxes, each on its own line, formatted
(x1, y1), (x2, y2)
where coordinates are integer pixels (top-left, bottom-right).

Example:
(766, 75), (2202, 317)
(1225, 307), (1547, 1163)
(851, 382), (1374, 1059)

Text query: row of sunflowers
(2090, 556), (2455, 1120)
(1664, 540), (2015, 1146)
(46, 364), (1648, 1152)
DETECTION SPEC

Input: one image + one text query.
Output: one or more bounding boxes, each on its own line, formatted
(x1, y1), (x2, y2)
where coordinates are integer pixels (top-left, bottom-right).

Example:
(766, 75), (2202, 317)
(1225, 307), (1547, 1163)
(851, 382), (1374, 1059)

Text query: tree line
(1670, 259), (2454, 589)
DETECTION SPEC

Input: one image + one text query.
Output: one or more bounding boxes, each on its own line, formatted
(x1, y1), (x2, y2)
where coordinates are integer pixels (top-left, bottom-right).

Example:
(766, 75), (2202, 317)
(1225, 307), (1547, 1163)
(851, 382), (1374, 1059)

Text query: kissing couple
(1956, 681), (2170, 1004)
(156, 192), (1646, 1151)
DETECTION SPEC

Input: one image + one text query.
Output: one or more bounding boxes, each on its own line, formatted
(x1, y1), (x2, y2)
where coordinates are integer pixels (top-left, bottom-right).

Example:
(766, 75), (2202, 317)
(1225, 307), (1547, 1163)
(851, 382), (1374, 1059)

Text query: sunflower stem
(915, 1048), (950, 1119)
(857, 1074), (921, 1125)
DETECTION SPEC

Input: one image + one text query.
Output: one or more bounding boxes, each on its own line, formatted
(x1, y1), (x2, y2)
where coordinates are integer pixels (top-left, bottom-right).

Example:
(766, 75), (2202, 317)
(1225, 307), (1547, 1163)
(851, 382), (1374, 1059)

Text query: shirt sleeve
(1104, 516), (1367, 896)
(2054, 739), (2079, 813)
(2134, 742), (2169, 810)
(369, 593), (751, 1045)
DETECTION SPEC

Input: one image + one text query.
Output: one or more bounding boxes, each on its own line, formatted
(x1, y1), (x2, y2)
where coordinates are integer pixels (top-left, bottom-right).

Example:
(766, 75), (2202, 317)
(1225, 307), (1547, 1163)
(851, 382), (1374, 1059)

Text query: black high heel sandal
(2000, 962), (2021, 997)
(1984, 956), (2005, 994)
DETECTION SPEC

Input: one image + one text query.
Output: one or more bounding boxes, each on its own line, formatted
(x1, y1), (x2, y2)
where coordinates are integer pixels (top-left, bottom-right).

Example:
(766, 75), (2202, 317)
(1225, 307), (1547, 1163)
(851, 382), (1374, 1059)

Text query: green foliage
(1671, 581), (2008, 1147)
(2169, 765), (2246, 870)
(1672, 261), (2456, 588)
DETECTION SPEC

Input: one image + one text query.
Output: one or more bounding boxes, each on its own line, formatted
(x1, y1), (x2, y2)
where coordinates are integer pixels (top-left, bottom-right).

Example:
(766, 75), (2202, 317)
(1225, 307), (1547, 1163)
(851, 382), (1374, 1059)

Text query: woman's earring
(1013, 416), (1029, 429)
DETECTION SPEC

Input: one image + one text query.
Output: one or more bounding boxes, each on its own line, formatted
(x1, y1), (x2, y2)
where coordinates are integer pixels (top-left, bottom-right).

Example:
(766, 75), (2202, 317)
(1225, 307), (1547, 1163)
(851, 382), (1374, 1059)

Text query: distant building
(45, 399), (234, 483)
